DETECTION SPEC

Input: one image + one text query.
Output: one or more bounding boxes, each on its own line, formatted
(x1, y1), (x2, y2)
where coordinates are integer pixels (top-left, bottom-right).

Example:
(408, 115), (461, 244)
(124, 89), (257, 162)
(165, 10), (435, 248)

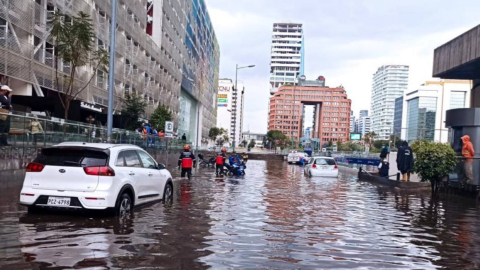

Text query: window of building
(450, 91), (466, 109)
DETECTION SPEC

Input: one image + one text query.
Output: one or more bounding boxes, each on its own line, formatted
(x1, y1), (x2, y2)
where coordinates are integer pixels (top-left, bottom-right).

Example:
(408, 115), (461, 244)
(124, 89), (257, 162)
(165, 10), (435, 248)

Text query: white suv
(19, 143), (174, 216)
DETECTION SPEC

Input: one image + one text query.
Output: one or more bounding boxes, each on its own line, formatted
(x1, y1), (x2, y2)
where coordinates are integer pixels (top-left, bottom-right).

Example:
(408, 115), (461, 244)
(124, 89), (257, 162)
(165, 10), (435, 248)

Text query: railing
(0, 110), (193, 159)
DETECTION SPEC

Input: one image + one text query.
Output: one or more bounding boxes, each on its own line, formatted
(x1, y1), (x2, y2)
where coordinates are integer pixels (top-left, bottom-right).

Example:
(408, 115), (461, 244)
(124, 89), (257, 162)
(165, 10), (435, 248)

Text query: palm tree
(363, 131), (377, 149)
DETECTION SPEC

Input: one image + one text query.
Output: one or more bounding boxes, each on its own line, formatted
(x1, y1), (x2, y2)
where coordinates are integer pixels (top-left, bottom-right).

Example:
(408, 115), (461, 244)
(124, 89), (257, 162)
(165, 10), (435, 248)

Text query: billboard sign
(217, 98), (228, 103)
(218, 94), (227, 99)
(350, 133), (361, 141)
(217, 104), (227, 107)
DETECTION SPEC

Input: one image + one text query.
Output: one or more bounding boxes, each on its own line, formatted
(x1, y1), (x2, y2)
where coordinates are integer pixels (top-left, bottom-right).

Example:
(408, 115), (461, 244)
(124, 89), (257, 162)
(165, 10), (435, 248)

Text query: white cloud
(206, 0), (480, 130)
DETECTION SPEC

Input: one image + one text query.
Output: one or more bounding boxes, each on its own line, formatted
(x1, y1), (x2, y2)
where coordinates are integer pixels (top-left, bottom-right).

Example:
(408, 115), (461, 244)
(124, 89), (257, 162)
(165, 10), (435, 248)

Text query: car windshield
(34, 148), (108, 167)
(315, 159), (336, 166)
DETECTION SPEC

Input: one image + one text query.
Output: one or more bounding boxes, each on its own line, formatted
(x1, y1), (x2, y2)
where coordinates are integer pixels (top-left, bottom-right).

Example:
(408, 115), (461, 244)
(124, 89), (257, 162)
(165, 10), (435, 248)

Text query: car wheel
(163, 182), (173, 205)
(308, 170), (312, 177)
(116, 193), (132, 217)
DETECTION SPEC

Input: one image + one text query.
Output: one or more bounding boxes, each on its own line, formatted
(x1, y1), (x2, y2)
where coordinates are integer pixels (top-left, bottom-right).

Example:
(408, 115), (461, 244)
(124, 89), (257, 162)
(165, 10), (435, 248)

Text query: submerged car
(19, 143), (174, 215)
(304, 157), (339, 177)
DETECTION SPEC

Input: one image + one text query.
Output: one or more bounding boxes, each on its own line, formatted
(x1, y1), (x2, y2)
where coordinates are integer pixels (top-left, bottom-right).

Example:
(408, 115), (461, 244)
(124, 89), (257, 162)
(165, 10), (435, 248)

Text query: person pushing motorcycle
(215, 148), (227, 176)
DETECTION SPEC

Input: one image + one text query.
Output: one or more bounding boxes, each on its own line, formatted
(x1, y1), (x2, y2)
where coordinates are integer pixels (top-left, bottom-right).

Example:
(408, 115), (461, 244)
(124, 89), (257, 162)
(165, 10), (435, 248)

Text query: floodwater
(1, 160), (480, 269)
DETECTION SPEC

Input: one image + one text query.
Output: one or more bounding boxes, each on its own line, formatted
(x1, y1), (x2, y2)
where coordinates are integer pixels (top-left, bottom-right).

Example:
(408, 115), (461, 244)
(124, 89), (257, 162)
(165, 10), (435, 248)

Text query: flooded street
(2, 160), (480, 269)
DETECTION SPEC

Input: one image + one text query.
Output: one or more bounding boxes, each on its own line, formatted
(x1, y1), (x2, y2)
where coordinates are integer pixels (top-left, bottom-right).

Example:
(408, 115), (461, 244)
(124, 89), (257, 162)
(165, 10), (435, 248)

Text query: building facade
(349, 111), (355, 133)
(216, 79), (244, 147)
(269, 22), (304, 95)
(359, 110), (368, 118)
(268, 79), (351, 144)
(393, 96), (403, 138)
(242, 132), (266, 147)
(370, 65), (409, 140)
(0, 0), (219, 145)
(401, 80), (471, 143)
(358, 116), (371, 135)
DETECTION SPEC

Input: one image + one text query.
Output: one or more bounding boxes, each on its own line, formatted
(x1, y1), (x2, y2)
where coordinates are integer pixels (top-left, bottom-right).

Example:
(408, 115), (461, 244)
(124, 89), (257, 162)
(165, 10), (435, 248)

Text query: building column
(471, 79), (480, 108)
(314, 103), (321, 138)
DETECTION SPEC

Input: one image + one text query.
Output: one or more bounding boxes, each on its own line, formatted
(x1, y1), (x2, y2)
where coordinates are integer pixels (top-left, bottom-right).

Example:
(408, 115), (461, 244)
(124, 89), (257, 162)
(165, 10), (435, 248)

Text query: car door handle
(129, 172), (135, 176)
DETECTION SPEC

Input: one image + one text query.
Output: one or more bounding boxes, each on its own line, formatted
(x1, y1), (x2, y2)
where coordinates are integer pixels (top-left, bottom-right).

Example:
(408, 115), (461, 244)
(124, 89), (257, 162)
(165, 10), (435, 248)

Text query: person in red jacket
(216, 148), (227, 176)
(178, 144), (196, 179)
(462, 135), (475, 184)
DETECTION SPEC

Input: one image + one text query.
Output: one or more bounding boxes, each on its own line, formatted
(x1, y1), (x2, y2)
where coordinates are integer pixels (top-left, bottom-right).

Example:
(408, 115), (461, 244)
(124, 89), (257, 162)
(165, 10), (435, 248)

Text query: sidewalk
(386, 152), (421, 182)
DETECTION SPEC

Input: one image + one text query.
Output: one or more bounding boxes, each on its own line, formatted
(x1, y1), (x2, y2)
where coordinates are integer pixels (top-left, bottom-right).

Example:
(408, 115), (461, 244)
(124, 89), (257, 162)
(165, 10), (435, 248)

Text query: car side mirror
(157, 163), (166, 170)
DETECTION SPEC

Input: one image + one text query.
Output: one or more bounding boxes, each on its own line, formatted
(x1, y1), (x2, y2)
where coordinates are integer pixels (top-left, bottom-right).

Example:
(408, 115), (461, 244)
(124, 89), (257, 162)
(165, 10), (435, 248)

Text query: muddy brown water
(1, 160), (480, 269)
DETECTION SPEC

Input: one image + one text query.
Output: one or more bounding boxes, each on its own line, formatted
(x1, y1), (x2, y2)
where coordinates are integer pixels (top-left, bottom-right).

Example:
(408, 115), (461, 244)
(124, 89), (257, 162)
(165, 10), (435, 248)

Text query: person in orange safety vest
(215, 148), (227, 176)
(178, 144), (196, 179)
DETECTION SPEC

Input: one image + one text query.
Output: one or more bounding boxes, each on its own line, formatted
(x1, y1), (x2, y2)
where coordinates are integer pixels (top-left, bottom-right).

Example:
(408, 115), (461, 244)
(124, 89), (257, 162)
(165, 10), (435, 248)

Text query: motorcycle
(198, 153), (215, 168)
(224, 162), (246, 176)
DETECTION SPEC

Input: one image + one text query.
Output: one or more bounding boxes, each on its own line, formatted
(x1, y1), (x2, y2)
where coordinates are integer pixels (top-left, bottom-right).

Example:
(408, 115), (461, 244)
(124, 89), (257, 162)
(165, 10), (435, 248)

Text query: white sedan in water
(287, 152), (309, 164)
(304, 157), (339, 178)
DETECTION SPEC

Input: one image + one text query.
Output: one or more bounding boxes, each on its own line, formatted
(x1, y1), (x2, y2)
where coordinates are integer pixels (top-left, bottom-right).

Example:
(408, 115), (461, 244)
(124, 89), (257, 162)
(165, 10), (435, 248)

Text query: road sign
(164, 133), (173, 138)
(322, 148), (326, 152)
(333, 147), (338, 152)
(165, 121), (174, 133)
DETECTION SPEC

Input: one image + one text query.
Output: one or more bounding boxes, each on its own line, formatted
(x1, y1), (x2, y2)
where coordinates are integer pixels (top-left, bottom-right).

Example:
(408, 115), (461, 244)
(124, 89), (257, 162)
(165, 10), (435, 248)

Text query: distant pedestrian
(380, 145), (388, 161)
(396, 141), (414, 181)
(0, 85), (13, 146)
(461, 135), (475, 184)
(182, 133), (187, 141)
(30, 116), (44, 146)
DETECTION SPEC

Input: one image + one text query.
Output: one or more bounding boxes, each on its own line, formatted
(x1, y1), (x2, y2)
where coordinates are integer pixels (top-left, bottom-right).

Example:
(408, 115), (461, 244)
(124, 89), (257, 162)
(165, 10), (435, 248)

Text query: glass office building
(406, 97), (437, 141)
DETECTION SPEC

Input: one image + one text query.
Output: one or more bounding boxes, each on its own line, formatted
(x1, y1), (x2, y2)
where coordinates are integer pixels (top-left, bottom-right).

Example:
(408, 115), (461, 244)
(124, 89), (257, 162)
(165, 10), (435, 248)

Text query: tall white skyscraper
(371, 65), (409, 140)
(216, 79), (245, 146)
(269, 22), (305, 94)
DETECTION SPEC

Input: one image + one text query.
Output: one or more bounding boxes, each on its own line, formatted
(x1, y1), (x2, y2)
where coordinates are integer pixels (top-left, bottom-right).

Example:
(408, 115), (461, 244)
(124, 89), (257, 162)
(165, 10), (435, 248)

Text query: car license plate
(47, 197), (71, 206)
(320, 166), (329, 170)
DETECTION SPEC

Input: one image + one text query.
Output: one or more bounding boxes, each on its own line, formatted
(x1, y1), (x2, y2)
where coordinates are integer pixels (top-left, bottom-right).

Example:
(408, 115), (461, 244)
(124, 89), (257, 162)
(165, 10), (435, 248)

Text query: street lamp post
(233, 64), (255, 152)
(106, 0), (117, 143)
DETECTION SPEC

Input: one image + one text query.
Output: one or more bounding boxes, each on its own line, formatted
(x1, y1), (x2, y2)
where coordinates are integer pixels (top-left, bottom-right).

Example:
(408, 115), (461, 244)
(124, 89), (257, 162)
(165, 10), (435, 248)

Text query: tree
(266, 130), (288, 151)
(150, 104), (173, 131)
(122, 93), (147, 130)
(241, 139), (248, 147)
(50, 12), (108, 122)
(373, 140), (389, 150)
(390, 134), (402, 149)
(363, 131), (377, 149)
(414, 141), (457, 195)
(215, 128), (229, 146)
(248, 139), (256, 149)
(209, 127), (222, 143)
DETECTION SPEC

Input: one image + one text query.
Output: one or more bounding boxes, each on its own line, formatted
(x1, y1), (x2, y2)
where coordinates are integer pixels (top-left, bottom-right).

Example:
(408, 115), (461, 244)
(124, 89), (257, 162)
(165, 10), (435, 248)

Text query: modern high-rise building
(370, 65), (409, 140)
(216, 79), (245, 147)
(401, 79), (471, 143)
(358, 116), (371, 135)
(359, 110), (368, 118)
(349, 111), (356, 133)
(269, 22), (305, 95)
(268, 78), (351, 144)
(393, 96), (404, 138)
(0, 0), (219, 146)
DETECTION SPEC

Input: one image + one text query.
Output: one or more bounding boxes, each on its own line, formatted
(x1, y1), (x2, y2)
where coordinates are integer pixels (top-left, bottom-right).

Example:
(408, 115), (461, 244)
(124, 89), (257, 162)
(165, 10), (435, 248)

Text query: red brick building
(268, 82), (352, 144)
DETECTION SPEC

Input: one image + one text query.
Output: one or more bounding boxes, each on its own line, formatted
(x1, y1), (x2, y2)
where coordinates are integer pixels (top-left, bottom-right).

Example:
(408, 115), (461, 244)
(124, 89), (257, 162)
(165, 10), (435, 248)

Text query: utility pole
(106, 0), (117, 143)
(232, 64), (255, 152)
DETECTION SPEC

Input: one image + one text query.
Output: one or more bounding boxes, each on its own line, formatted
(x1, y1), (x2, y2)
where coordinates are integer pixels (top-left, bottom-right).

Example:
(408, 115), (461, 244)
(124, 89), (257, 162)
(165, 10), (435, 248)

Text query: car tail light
(26, 163), (45, 172)
(21, 193), (35, 196)
(84, 166), (115, 176)
(312, 164), (316, 169)
(334, 165), (338, 170)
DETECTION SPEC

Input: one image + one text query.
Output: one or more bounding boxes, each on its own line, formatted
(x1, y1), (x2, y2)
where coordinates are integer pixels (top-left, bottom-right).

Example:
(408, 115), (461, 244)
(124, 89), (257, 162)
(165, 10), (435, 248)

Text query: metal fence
(0, 110), (193, 159)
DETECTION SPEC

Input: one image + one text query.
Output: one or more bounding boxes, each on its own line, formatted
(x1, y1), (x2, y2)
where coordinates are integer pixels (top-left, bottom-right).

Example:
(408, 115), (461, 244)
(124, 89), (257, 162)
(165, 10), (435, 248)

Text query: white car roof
(54, 142), (141, 150)
(314, 156), (335, 160)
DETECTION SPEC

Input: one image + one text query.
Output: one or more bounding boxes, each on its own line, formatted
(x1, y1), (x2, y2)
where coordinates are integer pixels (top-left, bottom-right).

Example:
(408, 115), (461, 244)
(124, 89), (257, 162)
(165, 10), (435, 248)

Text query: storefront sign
(217, 98), (228, 103)
(218, 86), (231, 92)
(218, 94), (227, 98)
(80, 102), (103, 113)
(218, 104), (227, 107)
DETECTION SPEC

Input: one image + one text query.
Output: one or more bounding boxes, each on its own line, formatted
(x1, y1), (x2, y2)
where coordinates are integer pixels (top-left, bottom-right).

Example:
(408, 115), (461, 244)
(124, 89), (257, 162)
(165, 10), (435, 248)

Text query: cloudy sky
(206, 0), (480, 133)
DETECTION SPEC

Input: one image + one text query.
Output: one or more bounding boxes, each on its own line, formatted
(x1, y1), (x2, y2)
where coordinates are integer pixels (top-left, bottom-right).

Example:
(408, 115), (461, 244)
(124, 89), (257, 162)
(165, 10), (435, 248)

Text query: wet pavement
(1, 160), (480, 269)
